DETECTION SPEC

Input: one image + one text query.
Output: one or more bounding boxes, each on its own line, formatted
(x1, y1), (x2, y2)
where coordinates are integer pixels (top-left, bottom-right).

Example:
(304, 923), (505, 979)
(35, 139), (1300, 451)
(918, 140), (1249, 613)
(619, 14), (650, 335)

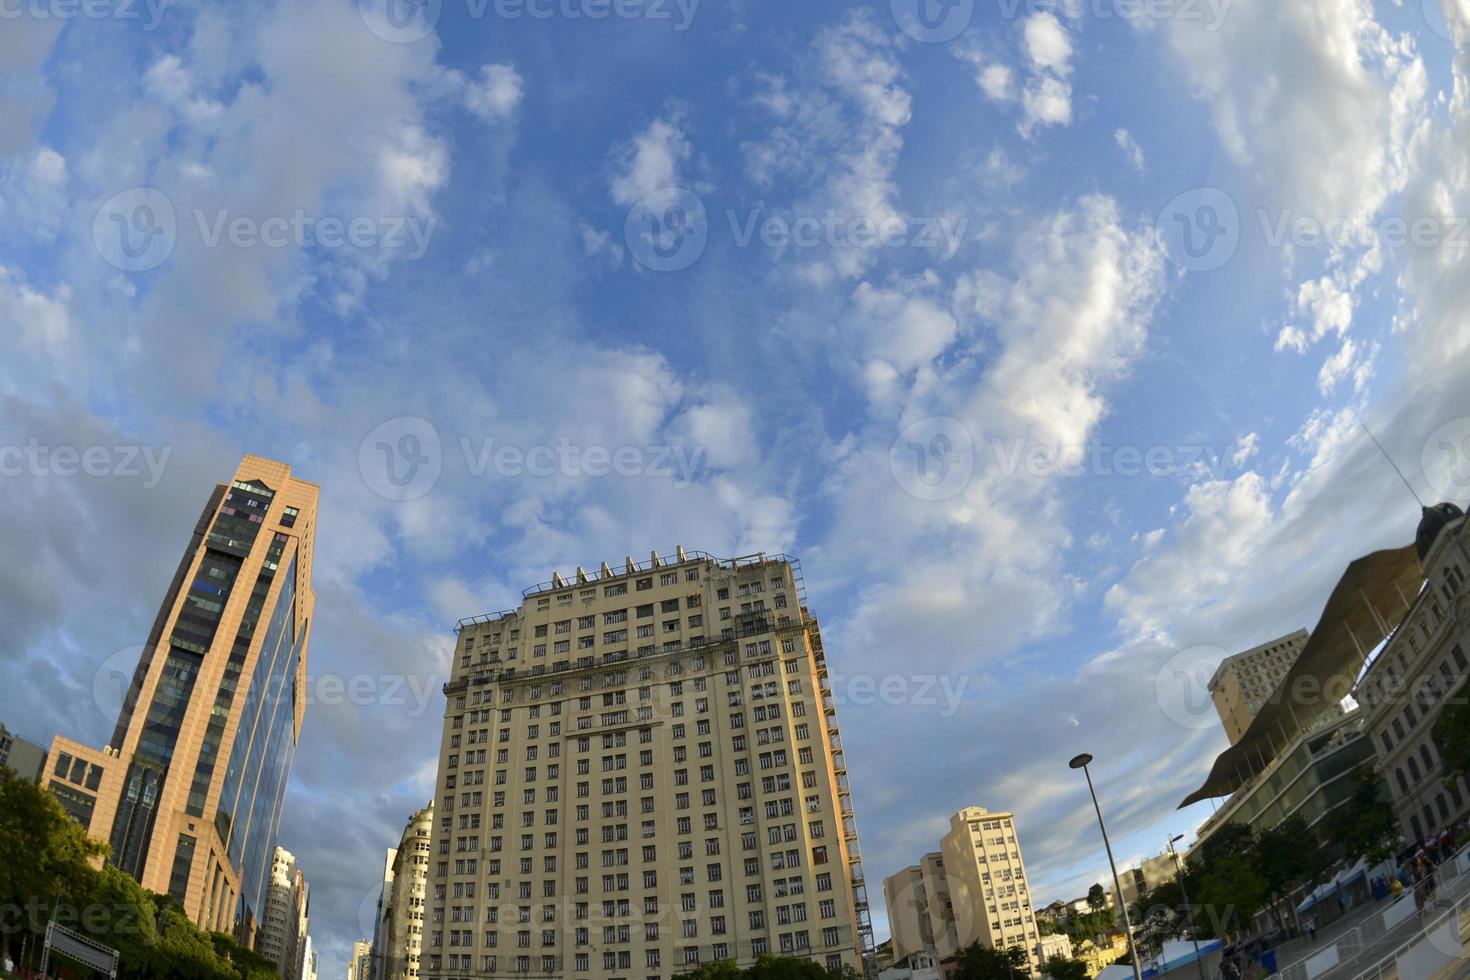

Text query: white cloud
(610, 116), (691, 207)
(460, 64), (525, 122)
(1114, 128), (1146, 171)
(1231, 432), (1260, 466)
(1023, 12), (1074, 75)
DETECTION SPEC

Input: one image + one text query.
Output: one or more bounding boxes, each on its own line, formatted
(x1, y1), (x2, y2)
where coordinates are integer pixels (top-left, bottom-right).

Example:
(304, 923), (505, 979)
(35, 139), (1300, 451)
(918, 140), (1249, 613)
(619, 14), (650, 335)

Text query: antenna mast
(1361, 422), (1425, 507)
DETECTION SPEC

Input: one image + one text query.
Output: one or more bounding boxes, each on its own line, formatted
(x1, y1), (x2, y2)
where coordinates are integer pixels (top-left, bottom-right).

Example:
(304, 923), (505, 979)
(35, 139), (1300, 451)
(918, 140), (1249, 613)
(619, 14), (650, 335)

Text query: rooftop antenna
(1361, 422), (1425, 508)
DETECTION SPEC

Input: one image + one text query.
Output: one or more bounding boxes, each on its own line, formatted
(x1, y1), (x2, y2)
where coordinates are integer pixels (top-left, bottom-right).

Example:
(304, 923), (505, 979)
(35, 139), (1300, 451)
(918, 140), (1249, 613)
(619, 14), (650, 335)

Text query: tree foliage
(1323, 772), (1400, 866)
(672, 955), (856, 980)
(1086, 883), (1107, 912)
(950, 941), (1031, 980)
(0, 768), (270, 979)
(1042, 958), (1089, 980)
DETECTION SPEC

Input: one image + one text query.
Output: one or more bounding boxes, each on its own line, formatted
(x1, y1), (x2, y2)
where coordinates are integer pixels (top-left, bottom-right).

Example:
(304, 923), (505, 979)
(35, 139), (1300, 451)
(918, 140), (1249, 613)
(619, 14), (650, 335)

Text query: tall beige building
(883, 807), (1041, 974)
(423, 550), (873, 978)
(348, 940), (373, 980)
(376, 802), (435, 980)
(43, 455), (318, 944)
(1208, 630), (1311, 744)
(258, 846), (311, 979)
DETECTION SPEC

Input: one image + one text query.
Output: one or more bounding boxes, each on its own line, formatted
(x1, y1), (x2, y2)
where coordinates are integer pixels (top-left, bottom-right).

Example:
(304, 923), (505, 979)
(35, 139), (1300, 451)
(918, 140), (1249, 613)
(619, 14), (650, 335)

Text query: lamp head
(1068, 752), (1093, 770)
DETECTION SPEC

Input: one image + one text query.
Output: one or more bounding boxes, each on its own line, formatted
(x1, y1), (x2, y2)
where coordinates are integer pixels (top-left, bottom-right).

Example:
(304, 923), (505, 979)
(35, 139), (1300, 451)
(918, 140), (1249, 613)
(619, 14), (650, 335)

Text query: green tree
(1042, 958), (1089, 980)
(1086, 883), (1107, 912)
(671, 961), (743, 980)
(951, 941), (1031, 980)
(1253, 815), (1332, 932)
(1323, 772), (1400, 866)
(1195, 855), (1268, 941)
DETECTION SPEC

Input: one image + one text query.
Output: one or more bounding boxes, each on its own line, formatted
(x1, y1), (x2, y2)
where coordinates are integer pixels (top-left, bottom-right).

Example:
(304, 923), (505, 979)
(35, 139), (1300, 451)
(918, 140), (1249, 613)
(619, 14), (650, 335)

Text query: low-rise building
(0, 721), (47, 783)
(878, 950), (940, 980)
(1074, 932), (1128, 977)
(1036, 932), (1073, 968)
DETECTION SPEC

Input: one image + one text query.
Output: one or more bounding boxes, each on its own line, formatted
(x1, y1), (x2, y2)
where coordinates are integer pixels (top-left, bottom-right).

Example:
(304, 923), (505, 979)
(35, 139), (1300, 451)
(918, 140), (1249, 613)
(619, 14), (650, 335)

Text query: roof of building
(1180, 541), (1424, 807)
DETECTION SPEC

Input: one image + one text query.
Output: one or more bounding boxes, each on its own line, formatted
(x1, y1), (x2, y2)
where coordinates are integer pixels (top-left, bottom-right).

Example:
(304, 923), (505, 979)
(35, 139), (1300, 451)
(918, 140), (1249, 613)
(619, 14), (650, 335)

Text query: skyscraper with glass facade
(45, 455), (317, 944)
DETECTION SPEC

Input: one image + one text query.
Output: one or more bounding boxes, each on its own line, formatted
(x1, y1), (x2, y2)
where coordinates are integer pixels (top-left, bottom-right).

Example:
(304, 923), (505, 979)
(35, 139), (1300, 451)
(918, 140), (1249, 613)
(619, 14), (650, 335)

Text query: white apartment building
(883, 806), (1042, 975)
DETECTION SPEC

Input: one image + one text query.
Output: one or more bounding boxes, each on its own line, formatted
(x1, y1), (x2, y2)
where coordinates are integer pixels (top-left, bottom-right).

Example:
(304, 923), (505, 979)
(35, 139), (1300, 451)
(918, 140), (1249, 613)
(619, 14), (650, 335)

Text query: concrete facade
(376, 802), (434, 980)
(883, 806), (1042, 975)
(1356, 505), (1470, 844)
(42, 455), (318, 944)
(1209, 631), (1311, 745)
(423, 550), (872, 978)
(0, 721), (47, 783)
(257, 846), (310, 979)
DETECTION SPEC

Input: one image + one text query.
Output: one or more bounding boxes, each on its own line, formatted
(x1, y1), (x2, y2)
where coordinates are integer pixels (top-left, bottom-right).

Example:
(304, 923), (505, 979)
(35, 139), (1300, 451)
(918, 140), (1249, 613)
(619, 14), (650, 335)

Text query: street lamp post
(1069, 752), (1145, 980)
(1168, 833), (1208, 980)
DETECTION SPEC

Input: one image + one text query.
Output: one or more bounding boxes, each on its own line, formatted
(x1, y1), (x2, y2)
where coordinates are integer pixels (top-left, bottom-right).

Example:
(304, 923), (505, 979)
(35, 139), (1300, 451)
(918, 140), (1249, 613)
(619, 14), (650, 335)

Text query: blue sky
(3, 0), (1470, 975)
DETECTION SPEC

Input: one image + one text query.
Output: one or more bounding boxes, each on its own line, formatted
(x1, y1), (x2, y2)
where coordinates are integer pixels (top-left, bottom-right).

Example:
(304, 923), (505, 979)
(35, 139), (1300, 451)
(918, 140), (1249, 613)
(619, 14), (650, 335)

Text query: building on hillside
(256, 846), (310, 979)
(884, 806), (1042, 975)
(423, 549), (874, 977)
(374, 801), (434, 980)
(1036, 932), (1073, 968)
(0, 721), (47, 782)
(1209, 631), (1317, 745)
(42, 455), (318, 945)
(1073, 932), (1128, 977)
(1356, 503), (1470, 844)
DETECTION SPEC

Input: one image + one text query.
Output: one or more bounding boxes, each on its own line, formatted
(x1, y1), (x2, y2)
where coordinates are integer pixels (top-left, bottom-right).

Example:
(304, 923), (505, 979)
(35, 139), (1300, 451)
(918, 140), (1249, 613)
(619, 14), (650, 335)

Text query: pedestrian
(1306, 915), (1317, 941)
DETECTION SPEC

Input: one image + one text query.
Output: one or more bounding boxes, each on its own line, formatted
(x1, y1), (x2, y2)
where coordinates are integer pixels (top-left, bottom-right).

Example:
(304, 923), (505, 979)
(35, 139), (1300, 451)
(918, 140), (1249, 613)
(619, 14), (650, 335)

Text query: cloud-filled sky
(3, 0), (1470, 975)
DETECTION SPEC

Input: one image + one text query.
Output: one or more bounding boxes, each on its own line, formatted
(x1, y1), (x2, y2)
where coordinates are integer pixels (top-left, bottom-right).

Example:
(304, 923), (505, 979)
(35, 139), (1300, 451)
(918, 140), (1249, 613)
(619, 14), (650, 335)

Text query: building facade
(349, 940), (373, 980)
(1187, 708), (1376, 858)
(1112, 853), (1177, 917)
(883, 806), (1042, 974)
(257, 846), (311, 979)
(422, 550), (873, 978)
(1356, 503), (1470, 844)
(43, 455), (318, 943)
(1209, 631), (1312, 745)
(376, 802), (435, 980)
(0, 721), (47, 782)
